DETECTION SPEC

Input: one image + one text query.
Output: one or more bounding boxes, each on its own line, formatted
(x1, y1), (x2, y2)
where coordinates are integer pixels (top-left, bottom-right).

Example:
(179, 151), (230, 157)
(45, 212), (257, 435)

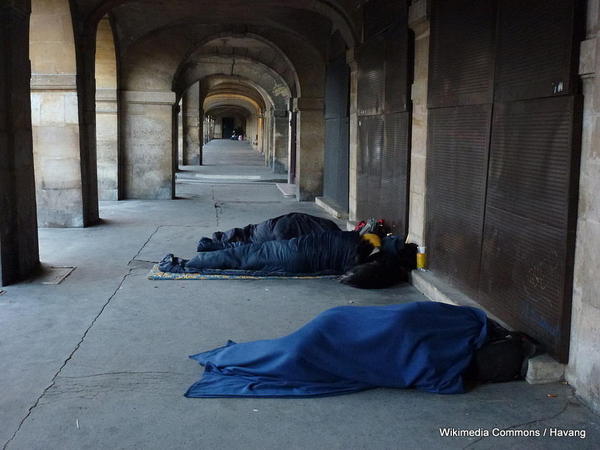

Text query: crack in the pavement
(2, 268), (134, 450)
(462, 392), (574, 449)
(3, 225), (161, 449)
(128, 225), (161, 265)
(214, 202), (223, 227)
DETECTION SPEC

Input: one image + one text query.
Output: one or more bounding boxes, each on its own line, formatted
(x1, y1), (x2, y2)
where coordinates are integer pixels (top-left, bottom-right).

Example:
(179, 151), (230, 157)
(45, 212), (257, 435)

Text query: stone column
(263, 108), (272, 163)
(346, 48), (359, 222)
(288, 102), (297, 185)
(31, 80), (85, 227)
(121, 90), (177, 199)
(75, 34), (100, 225)
(171, 103), (179, 194)
(406, 0), (430, 246)
(29, 0), (95, 227)
(96, 17), (118, 201)
(182, 82), (200, 165)
(273, 110), (289, 174)
(177, 103), (183, 167)
(198, 108), (204, 165)
(566, 0), (600, 415)
(96, 88), (118, 200)
(294, 97), (325, 201)
(0, 0), (40, 285)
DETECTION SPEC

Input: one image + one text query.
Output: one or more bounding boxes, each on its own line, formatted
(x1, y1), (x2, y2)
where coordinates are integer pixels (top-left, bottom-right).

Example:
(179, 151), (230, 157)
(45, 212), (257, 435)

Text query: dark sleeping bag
(185, 302), (489, 398)
(163, 230), (363, 276)
(197, 212), (341, 251)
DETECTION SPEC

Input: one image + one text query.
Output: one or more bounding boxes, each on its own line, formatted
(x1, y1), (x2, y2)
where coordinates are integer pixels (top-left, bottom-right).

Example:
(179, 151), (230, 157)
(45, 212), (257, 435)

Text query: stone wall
(566, 0), (600, 415)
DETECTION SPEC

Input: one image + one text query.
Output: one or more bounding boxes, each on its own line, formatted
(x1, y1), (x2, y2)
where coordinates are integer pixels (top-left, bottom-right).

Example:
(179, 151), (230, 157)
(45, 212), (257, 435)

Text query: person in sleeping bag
(160, 230), (378, 276)
(196, 212), (341, 251)
(183, 301), (494, 398)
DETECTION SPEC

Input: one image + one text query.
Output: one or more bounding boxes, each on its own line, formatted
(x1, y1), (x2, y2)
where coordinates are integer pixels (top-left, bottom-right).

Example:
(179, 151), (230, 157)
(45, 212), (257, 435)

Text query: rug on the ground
(147, 264), (338, 280)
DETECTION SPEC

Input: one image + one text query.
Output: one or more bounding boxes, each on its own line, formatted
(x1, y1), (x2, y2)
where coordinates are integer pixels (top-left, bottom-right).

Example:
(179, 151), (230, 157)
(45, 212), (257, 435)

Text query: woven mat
(147, 265), (338, 280)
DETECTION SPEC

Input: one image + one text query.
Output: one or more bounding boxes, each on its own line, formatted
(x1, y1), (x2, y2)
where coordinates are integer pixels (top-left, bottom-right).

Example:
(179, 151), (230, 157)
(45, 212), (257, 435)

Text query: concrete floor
(1, 140), (599, 449)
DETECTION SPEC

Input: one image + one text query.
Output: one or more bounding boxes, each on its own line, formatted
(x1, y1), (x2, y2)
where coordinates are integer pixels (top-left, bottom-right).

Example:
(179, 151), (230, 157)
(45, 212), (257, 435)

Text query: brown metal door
(427, 0), (584, 360)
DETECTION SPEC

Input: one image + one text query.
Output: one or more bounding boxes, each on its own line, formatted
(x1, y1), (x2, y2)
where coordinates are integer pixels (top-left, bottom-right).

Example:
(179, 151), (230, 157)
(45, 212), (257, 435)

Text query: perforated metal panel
(428, 0), (496, 108)
(495, 0), (582, 102)
(427, 0), (583, 361)
(384, 25), (409, 114)
(357, 115), (385, 218)
(357, 36), (385, 116)
(479, 97), (580, 361)
(323, 54), (350, 212)
(381, 112), (410, 234)
(427, 105), (492, 291)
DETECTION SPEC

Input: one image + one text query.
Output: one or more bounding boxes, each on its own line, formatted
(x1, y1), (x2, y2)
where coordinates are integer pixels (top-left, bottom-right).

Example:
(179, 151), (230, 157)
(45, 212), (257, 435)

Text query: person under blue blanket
(196, 212), (341, 252)
(160, 230), (375, 275)
(184, 302), (490, 398)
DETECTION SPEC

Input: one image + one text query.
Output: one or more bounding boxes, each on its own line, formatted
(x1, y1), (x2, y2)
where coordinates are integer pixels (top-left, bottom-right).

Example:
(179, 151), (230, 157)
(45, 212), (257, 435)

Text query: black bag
(465, 320), (543, 384)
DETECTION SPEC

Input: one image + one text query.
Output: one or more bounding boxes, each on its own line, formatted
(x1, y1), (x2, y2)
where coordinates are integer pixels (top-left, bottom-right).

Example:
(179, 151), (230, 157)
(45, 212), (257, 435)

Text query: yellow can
(416, 246), (427, 270)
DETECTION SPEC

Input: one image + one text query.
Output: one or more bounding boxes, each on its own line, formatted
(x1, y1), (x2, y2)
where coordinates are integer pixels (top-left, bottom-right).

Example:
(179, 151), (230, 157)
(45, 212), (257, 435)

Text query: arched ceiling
(120, 24), (322, 99)
(204, 94), (261, 116)
(178, 35), (298, 96)
(203, 81), (267, 111)
(207, 105), (252, 119)
(77, 0), (360, 48)
(91, 0), (339, 118)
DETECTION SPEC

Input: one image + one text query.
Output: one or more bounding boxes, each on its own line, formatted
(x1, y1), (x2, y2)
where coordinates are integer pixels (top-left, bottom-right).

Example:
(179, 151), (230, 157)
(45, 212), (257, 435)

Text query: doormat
(148, 265), (338, 280)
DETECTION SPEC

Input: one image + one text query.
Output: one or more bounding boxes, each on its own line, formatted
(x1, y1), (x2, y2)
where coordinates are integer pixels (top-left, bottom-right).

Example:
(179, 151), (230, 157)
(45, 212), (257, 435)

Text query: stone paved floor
(1, 140), (599, 449)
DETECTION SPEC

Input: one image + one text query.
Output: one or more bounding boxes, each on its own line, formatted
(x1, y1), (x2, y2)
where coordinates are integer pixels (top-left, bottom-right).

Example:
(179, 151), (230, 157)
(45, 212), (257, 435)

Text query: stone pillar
(96, 17), (118, 201)
(198, 108), (204, 165)
(273, 110), (289, 174)
(76, 34), (100, 225)
(0, 0), (40, 285)
(406, 0), (430, 246)
(121, 91), (176, 199)
(294, 97), (325, 201)
(566, 0), (600, 415)
(288, 103), (297, 185)
(346, 48), (359, 222)
(29, 0), (94, 227)
(96, 88), (118, 200)
(177, 102), (183, 167)
(263, 108), (272, 163)
(171, 103), (179, 194)
(182, 82), (200, 165)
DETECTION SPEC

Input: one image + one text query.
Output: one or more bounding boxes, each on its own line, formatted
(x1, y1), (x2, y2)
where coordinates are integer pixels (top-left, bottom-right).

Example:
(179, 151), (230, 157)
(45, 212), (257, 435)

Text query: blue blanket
(185, 302), (488, 398)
